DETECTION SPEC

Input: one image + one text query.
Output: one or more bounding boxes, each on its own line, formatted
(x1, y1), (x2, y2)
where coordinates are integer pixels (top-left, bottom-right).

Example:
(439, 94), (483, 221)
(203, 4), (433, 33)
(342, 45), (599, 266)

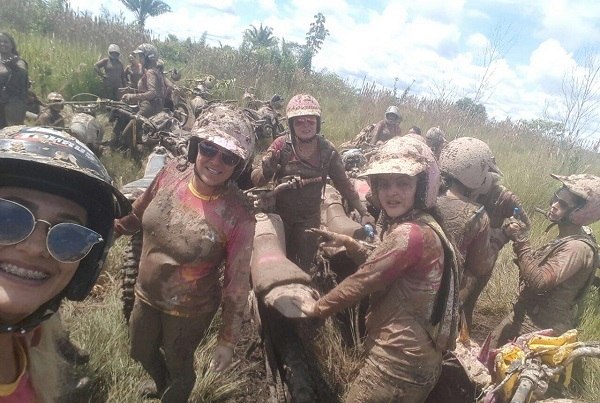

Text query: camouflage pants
(345, 360), (437, 403)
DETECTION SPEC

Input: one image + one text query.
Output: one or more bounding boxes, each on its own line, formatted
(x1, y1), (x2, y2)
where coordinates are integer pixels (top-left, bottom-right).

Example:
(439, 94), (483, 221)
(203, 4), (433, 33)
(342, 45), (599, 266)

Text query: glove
(261, 150), (281, 180)
(360, 212), (376, 226)
(306, 228), (361, 252)
(502, 217), (529, 243)
(210, 345), (234, 372)
(291, 295), (319, 317)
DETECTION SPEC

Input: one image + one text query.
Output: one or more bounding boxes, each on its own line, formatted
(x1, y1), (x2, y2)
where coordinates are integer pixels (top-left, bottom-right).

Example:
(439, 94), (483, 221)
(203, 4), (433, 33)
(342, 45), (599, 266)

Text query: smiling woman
(113, 104), (256, 402)
(0, 125), (130, 403)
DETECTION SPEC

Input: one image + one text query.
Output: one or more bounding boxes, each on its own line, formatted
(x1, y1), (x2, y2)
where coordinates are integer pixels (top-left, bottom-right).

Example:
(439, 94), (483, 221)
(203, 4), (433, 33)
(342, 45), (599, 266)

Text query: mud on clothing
(94, 57), (125, 101)
(252, 134), (366, 269)
(369, 119), (401, 144)
(0, 56), (28, 128)
(34, 109), (64, 128)
(313, 212), (459, 392)
(114, 160), (255, 347)
(491, 234), (598, 347)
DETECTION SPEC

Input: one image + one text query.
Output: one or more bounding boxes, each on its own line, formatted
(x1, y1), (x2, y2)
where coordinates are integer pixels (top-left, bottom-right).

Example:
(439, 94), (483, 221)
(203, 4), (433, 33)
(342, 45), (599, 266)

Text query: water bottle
(364, 223), (375, 241)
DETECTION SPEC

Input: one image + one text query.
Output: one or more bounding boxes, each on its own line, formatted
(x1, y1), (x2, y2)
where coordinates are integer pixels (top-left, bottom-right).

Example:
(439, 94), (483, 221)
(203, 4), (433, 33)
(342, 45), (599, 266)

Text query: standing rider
(117, 43), (165, 151)
(369, 105), (402, 145)
(491, 173), (600, 347)
(0, 32), (29, 129)
(251, 93), (373, 271)
(94, 44), (126, 101)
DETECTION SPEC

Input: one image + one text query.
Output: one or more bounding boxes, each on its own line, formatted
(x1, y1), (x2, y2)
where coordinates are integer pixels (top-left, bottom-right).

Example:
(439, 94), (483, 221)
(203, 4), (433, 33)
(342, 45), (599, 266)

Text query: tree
(301, 12), (330, 71)
(243, 24), (277, 49)
(455, 97), (488, 122)
(119, 0), (171, 30)
(551, 48), (600, 143)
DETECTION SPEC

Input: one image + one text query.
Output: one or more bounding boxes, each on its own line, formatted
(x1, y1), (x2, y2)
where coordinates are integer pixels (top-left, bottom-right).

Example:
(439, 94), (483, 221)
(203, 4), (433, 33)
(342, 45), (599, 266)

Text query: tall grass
(4, 2), (600, 401)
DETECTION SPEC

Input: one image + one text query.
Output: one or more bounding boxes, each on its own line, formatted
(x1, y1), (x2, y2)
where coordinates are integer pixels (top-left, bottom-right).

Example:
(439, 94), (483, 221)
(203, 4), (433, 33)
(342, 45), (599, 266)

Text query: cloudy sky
(69, 0), (600, 139)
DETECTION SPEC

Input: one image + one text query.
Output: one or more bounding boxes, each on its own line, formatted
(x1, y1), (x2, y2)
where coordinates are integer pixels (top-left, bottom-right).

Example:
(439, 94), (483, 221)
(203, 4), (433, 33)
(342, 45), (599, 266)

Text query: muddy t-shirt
(370, 120), (401, 144)
(314, 220), (445, 385)
(94, 57), (125, 88)
(126, 161), (254, 346)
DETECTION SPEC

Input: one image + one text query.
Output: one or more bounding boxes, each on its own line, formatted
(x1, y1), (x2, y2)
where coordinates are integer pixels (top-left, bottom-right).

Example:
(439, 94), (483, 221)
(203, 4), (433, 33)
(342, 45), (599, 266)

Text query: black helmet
(0, 126), (131, 332)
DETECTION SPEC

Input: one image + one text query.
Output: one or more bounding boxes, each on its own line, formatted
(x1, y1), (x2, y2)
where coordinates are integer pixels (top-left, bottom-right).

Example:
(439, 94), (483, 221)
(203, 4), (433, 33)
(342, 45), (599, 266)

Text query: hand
(291, 295), (319, 317)
(502, 217), (529, 243)
(210, 345), (234, 372)
(306, 228), (360, 251)
(360, 213), (376, 226)
(261, 150), (281, 180)
(121, 93), (134, 103)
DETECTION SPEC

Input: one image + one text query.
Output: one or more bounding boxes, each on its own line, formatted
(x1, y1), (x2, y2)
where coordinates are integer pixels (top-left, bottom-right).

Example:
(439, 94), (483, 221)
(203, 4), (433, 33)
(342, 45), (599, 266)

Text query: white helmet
(439, 137), (502, 191)
(108, 44), (121, 55)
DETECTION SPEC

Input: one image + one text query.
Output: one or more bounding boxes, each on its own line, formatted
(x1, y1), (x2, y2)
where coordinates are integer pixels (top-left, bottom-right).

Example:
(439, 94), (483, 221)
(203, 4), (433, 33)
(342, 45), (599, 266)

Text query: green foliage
(455, 96), (488, 122)
(303, 12), (330, 71)
(243, 23), (277, 50)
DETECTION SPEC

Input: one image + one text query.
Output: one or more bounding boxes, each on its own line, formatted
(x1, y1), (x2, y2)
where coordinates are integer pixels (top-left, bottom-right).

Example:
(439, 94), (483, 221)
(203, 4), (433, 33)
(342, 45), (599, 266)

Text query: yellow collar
(188, 178), (221, 201)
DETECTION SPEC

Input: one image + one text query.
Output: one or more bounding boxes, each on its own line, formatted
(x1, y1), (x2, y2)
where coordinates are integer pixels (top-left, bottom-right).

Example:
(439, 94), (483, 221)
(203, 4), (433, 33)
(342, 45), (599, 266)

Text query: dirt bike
(245, 176), (377, 402)
(426, 329), (600, 403)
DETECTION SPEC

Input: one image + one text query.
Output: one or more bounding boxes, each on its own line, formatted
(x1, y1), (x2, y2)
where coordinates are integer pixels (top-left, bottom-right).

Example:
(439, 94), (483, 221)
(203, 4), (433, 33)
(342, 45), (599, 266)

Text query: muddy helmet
(46, 92), (64, 104)
(108, 43), (120, 55)
(156, 58), (165, 72)
(551, 173), (600, 226)
(203, 75), (216, 89)
(0, 126), (131, 332)
(385, 106), (402, 123)
(439, 137), (502, 192)
(187, 105), (255, 179)
(133, 43), (158, 64)
(425, 127), (446, 145)
(286, 94), (322, 134)
(359, 135), (441, 209)
(270, 94), (284, 109)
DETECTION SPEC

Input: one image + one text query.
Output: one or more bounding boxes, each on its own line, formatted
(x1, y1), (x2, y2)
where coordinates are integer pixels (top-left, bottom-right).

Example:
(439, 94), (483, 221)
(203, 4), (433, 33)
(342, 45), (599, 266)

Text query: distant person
(369, 105), (402, 145)
(124, 52), (144, 89)
(94, 44), (126, 101)
(156, 58), (180, 112)
(407, 126), (421, 135)
(0, 126), (129, 403)
(0, 32), (29, 129)
(35, 92), (65, 127)
(424, 127), (447, 160)
(116, 43), (165, 151)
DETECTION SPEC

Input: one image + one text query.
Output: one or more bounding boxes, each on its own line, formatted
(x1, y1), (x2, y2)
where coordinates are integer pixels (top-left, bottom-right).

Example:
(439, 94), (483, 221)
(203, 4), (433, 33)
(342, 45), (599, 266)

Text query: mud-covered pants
(280, 210), (320, 272)
(130, 299), (215, 403)
(113, 99), (163, 150)
(0, 97), (26, 129)
(346, 359), (439, 403)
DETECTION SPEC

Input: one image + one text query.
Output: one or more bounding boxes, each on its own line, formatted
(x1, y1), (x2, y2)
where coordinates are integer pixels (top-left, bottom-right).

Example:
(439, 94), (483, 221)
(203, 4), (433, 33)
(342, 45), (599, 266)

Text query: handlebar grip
(510, 377), (534, 403)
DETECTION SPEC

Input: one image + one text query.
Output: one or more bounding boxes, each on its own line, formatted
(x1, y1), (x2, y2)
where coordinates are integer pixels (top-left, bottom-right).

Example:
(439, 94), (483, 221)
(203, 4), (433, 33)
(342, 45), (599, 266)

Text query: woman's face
(376, 174), (418, 218)
(0, 187), (86, 324)
(292, 115), (318, 142)
(548, 188), (580, 223)
(194, 141), (239, 193)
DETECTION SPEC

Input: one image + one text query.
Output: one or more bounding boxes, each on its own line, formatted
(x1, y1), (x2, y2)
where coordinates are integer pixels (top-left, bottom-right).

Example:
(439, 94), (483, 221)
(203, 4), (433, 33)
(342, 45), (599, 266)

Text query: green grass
(4, 2), (600, 401)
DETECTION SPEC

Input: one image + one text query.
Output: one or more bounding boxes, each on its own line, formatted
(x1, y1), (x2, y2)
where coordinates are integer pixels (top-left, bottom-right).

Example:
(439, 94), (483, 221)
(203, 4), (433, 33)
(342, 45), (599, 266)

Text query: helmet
(108, 44), (120, 55)
(187, 105), (255, 178)
(0, 126), (131, 332)
(46, 92), (64, 104)
(439, 137), (502, 191)
(359, 135), (440, 209)
(286, 94), (322, 134)
(46, 92), (65, 104)
(385, 106), (401, 122)
(203, 75), (216, 89)
(156, 58), (165, 72)
(270, 94), (284, 109)
(425, 127), (446, 145)
(551, 173), (600, 226)
(133, 43), (158, 64)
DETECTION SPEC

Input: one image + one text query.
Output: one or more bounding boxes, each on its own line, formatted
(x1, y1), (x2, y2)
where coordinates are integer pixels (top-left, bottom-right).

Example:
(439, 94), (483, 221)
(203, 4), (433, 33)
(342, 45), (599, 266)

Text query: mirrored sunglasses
(0, 198), (103, 263)
(197, 141), (241, 167)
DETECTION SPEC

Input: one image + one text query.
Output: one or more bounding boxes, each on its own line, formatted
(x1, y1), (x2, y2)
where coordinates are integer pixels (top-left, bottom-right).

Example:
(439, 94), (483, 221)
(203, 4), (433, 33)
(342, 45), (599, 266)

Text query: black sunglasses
(197, 141), (241, 167)
(0, 198), (103, 263)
